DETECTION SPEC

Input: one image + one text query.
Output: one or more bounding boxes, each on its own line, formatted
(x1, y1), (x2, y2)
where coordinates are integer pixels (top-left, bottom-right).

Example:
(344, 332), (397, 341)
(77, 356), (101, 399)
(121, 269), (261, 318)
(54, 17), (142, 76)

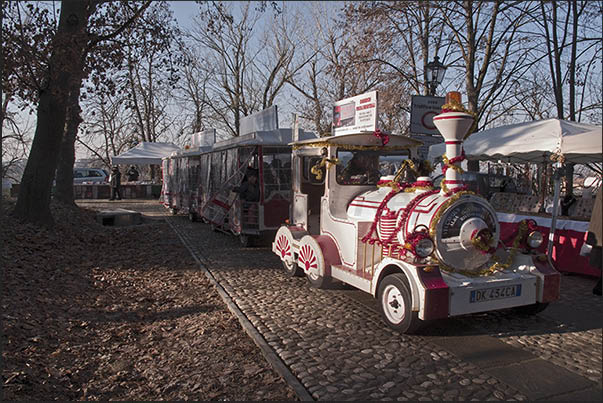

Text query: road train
(271, 93), (560, 333)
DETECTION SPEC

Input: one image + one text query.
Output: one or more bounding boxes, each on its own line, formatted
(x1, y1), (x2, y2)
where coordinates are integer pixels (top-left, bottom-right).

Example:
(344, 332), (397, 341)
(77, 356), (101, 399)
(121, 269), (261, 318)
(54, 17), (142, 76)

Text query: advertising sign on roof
(332, 91), (378, 136)
(191, 129), (216, 148)
(239, 105), (279, 136)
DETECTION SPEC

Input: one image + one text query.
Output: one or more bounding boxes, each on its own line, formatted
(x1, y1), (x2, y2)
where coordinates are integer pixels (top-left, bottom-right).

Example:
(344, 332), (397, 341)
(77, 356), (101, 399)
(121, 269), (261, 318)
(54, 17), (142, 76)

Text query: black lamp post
(425, 56), (447, 96)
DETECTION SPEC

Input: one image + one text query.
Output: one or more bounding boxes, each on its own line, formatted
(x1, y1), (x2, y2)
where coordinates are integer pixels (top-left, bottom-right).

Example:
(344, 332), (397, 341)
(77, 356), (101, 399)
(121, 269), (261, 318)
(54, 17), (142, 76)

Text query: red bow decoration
(373, 129), (389, 146)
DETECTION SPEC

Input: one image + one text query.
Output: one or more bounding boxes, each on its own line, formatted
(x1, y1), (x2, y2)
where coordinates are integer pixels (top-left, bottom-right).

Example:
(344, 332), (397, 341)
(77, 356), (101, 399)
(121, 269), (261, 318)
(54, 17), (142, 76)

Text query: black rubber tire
(305, 268), (333, 289)
(188, 211), (198, 222)
(240, 234), (255, 247)
(282, 259), (303, 277)
(377, 273), (423, 334)
(513, 302), (549, 315)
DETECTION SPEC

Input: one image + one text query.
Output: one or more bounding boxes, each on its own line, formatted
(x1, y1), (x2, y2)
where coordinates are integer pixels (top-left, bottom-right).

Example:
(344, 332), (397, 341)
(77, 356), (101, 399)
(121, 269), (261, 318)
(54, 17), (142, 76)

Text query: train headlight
(415, 238), (435, 258)
(527, 231), (543, 248)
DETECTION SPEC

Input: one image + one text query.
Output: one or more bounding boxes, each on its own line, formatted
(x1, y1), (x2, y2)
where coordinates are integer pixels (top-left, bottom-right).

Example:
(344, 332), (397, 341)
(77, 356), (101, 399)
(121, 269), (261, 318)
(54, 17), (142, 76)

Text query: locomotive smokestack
(432, 92), (474, 193)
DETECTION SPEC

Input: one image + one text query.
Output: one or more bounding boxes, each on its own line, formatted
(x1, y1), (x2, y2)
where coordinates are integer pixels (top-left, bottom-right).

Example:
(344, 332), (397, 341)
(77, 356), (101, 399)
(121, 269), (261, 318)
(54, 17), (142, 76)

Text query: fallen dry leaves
(1, 198), (297, 401)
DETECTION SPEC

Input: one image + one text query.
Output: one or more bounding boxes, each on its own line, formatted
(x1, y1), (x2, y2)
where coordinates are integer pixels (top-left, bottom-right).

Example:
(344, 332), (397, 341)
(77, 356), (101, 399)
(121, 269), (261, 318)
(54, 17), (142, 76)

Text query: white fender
(273, 226), (295, 266)
(372, 257), (423, 312)
(297, 235), (326, 281)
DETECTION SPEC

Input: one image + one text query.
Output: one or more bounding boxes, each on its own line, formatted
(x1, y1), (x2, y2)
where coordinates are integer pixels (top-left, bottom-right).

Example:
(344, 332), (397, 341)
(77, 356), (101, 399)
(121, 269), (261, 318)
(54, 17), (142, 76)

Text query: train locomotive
(272, 92), (559, 333)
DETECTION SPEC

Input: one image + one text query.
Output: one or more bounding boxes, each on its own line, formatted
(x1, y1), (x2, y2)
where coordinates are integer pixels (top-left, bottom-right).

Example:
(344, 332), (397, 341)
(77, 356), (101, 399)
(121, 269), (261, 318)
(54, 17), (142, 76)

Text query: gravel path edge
(166, 219), (313, 401)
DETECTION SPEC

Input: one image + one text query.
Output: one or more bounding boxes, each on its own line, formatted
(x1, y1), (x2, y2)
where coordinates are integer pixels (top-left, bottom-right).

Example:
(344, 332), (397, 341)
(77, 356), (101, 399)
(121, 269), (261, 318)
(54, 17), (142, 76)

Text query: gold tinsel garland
(292, 142), (412, 151)
(310, 157), (340, 180)
(434, 208), (531, 277)
(428, 191), (475, 239)
(440, 153), (465, 194)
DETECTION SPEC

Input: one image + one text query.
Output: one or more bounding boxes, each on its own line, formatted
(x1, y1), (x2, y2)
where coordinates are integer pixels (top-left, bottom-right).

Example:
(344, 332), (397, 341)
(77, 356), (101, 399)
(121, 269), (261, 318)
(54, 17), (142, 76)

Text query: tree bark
(55, 71), (85, 206)
(13, 0), (95, 226)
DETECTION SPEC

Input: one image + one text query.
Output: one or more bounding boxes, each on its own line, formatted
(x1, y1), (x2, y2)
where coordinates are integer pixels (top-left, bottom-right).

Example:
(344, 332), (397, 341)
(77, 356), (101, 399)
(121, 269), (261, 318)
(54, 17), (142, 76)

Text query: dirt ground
(1, 198), (297, 401)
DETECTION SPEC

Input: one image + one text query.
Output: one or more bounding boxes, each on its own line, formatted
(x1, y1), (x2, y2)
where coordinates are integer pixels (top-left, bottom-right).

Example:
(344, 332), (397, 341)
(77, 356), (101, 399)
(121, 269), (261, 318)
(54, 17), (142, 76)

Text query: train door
(292, 149), (325, 235)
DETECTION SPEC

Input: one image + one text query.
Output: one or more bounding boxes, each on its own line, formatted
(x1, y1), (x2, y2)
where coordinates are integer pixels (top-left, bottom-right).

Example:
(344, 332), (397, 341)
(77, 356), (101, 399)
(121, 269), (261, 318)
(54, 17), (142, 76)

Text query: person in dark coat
(109, 166), (122, 200)
(126, 165), (139, 182)
(234, 171), (260, 202)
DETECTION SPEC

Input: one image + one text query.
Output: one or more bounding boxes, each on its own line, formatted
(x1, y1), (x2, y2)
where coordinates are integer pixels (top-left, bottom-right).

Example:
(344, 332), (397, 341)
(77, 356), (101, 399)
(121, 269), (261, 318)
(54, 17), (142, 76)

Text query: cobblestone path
(168, 216), (602, 401)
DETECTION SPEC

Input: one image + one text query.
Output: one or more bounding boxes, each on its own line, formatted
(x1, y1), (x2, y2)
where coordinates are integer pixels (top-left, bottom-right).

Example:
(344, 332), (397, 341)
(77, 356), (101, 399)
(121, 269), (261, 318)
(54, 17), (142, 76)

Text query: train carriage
(272, 92), (560, 333)
(162, 126), (317, 246)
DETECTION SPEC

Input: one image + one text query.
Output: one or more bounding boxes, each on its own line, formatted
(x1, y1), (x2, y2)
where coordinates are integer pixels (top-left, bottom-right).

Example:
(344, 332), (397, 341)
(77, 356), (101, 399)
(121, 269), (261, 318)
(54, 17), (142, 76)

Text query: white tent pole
(547, 162), (563, 268)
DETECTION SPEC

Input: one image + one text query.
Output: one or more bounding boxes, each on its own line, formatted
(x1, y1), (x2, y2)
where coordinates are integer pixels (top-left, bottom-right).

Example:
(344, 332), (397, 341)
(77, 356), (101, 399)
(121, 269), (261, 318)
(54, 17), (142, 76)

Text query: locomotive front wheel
(282, 258), (303, 277)
(377, 274), (422, 334)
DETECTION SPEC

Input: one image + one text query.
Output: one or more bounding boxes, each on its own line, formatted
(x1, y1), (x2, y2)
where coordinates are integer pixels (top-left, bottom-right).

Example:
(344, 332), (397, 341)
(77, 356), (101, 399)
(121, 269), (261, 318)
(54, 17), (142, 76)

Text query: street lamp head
(426, 56), (447, 96)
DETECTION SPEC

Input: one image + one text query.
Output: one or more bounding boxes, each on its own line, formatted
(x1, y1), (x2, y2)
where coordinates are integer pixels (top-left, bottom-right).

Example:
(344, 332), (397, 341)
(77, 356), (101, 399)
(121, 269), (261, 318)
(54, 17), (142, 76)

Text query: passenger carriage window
(262, 153), (292, 195)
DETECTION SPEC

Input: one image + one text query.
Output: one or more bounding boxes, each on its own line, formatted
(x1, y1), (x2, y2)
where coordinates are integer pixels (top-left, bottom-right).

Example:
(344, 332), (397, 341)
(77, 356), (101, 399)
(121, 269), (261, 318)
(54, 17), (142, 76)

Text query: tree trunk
(55, 75), (84, 206)
(13, 1), (95, 226)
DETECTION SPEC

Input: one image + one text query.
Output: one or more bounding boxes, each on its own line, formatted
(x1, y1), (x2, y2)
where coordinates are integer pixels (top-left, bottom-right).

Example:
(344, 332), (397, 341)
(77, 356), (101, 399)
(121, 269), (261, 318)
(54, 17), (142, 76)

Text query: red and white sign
(410, 95), (445, 135)
(332, 91), (378, 136)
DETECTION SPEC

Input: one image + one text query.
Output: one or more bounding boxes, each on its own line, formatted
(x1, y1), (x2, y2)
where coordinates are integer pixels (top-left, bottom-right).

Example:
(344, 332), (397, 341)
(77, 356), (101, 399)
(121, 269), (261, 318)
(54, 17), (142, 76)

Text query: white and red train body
(272, 98), (559, 332)
(161, 128), (318, 245)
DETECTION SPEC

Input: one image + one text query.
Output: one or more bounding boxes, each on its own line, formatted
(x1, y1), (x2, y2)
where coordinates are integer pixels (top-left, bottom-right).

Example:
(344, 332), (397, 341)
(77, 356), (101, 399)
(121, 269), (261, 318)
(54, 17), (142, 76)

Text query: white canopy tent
(427, 118), (602, 164)
(427, 118), (602, 268)
(111, 142), (181, 165)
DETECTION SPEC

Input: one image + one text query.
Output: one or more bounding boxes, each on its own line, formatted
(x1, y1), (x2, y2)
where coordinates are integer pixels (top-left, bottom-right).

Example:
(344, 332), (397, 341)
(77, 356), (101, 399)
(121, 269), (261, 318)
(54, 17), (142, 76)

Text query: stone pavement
(80, 200), (603, 401)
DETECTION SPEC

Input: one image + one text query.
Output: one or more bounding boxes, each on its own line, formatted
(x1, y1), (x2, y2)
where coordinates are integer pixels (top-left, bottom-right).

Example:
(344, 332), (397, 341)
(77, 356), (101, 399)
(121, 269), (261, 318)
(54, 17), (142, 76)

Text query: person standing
(126, 165), (139, 182)
(109, 166), (122, 200)
(234, 171), (260, 202)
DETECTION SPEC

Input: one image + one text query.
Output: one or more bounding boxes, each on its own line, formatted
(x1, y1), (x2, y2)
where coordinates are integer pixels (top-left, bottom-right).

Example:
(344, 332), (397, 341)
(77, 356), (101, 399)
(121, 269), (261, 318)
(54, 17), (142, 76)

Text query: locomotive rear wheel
(377, 273), (422, 334)
(282, 259), (303, 277)
(305, 268), (332, 289)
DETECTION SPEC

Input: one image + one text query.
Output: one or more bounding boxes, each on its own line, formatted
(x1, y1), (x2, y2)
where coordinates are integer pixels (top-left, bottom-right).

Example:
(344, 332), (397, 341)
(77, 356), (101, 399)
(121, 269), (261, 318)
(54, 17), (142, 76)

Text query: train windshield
(336, 150), (411, 185)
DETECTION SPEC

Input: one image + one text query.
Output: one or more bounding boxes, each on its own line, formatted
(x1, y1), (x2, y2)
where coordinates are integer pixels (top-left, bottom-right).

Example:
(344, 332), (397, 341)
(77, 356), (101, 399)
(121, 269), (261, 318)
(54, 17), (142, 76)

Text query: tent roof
(428, 118), (602, 164)
(111, 142), (181, 165)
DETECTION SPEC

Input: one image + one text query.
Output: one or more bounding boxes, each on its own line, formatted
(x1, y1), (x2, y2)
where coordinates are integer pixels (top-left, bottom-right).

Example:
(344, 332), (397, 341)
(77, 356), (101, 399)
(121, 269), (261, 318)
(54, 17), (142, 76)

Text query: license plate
(470, 284), (522, 303)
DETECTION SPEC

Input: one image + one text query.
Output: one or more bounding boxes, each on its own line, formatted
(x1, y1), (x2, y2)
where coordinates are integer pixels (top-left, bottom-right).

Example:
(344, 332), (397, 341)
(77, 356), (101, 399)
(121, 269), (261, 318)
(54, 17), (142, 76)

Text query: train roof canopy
(291, 133), (423, 150)
(212, 128), (318, 151)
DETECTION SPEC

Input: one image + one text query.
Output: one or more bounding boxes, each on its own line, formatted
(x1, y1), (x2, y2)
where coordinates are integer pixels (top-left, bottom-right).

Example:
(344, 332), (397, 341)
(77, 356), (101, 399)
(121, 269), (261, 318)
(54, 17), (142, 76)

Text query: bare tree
(174, 44), (213, 134)
(79, 92), (136, 168)
(54, 1), (154, 206)
(11, 0), (98, 225)
(186, 1), (298, 137)
(121, 2), (181, 144)
(6, 0), (156, 225)
(285, 2), (393, 135)
(535, 0), (602, 122)
(1, 103), (33, 183)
